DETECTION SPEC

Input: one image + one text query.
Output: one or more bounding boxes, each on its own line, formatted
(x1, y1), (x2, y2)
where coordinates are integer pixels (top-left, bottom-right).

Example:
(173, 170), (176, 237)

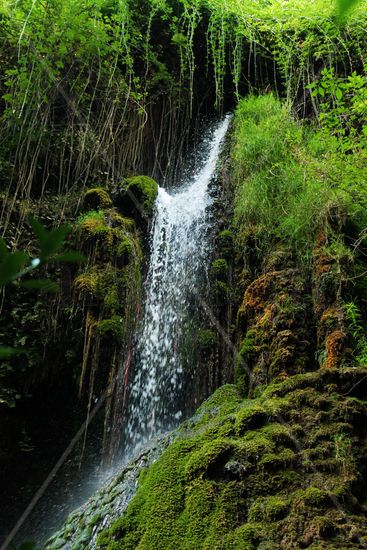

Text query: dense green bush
(232, 94), (367, 260)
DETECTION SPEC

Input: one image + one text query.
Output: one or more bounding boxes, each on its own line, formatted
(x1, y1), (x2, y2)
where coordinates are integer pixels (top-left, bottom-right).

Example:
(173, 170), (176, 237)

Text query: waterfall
(125, 115), (231, 453)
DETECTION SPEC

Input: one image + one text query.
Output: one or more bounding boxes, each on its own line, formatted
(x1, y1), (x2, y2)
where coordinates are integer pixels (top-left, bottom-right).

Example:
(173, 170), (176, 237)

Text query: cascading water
(125, 115), (231, 453)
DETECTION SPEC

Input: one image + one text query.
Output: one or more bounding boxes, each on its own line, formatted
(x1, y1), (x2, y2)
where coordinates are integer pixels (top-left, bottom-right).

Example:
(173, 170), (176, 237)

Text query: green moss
(96, 316), (124, 341)
(83, 188), (113, 210)
(259, 448), (295, 469)
(248, 496), (289, 522)
(194, 384), (242, 421)
(221, 523), (263, 549)
(210, 258), (229, 280)
(74, 268), (100, 296)
(116, 236), (134, 263)
(110, 212), (136, 231)
(185, 439), (234, 479)
(235, 334), (256, 393)
(260, 423), (294, 445)
(77, 210), (106, 230)
(97, 369), (367, 549)
(235, 431), (274, 463)
(294, 487), (330, 507)
(197, 329), (217, 349)
(124, 175), (158, 216)
(235, 402), (267, 434)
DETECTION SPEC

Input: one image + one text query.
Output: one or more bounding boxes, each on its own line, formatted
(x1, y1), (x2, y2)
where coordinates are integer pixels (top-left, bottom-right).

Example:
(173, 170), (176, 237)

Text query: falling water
(125, 115), (231, 453)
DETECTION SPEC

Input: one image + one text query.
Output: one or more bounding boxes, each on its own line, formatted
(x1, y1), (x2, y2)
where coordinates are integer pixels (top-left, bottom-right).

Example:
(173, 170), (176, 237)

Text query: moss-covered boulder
(83, 187), (113, 210)
(95, 368), (367, 549)
(112, 176), (158, 225)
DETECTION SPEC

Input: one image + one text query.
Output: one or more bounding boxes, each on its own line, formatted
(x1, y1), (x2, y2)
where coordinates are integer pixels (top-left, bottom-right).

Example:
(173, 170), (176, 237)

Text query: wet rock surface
(45, 434), (174, 550)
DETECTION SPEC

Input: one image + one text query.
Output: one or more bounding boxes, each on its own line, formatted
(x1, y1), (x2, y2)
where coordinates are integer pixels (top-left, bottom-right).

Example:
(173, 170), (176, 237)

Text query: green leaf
(29, 217), (71, 260)
(0, 251), (29, 286)
(0, 346), (22, 358)
(29, 216), (47, 246)
(19, 279), (60, 293)
(335, 88), (343, 100)
(51, 251), (86, 263)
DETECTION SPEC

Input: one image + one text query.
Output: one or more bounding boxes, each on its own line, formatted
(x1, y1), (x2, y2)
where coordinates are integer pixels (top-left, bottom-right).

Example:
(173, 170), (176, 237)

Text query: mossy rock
(85, 369), (367, 549)
(248, 495), (290, 522)
(116, 236), (134, 264)
(96, 316), (124, 341)
(294, 487), (330, 508)
(235, 403), (267, 434)
(185, 439), (234, 479)
(113, 175), (158, 224)
(74, 264), (123, 312)
(83, 188), (113, 210)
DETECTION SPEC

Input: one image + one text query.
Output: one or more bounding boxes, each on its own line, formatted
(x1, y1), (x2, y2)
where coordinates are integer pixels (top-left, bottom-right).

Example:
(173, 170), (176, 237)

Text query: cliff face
(44, 95), (367, 550)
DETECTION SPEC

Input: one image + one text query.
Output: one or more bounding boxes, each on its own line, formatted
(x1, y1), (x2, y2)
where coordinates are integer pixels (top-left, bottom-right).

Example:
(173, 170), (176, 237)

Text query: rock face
(45, 435), (174, 550)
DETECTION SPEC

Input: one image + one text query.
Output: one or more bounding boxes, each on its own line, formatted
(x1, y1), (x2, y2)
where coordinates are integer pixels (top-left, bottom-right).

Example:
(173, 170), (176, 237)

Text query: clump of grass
(232, 95), (342, 259)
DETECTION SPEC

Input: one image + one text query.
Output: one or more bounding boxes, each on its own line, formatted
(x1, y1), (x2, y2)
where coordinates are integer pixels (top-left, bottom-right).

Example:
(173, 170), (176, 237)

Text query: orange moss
(320, 307), (343, 325)
(314, 252), (332, 276)
(241, 271), (281, 312)
(324, 331), (345, 369)
(315, 231), (327, 248)
(258, 305), (276, 326)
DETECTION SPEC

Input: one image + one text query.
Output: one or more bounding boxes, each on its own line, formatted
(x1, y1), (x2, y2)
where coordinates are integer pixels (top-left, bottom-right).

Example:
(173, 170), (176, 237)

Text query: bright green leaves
(0, 218), (85, 358)
(29, 216), (70, 262)
(307, 68), (367, 151)
(0, 217), (85, 290)
(0, 346), (22, 359)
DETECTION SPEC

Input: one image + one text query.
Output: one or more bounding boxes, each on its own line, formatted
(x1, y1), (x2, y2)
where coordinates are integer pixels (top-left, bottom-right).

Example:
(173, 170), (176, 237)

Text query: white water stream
(126, 115), (231, 452)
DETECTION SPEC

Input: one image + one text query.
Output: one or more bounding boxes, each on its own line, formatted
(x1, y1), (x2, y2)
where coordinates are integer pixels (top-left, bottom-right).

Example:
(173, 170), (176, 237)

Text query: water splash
(125, 115), (231, 452)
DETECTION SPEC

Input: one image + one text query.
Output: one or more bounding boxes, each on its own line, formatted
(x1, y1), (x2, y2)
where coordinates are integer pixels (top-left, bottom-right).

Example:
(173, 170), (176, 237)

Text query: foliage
(232, 95), (338, 259)
(0, 217), (85, 359)
(337, 0), (363, 19)
(344, 301), (367, 366)
(2, 0), (367, 222)
(308, 68), (367, 151)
